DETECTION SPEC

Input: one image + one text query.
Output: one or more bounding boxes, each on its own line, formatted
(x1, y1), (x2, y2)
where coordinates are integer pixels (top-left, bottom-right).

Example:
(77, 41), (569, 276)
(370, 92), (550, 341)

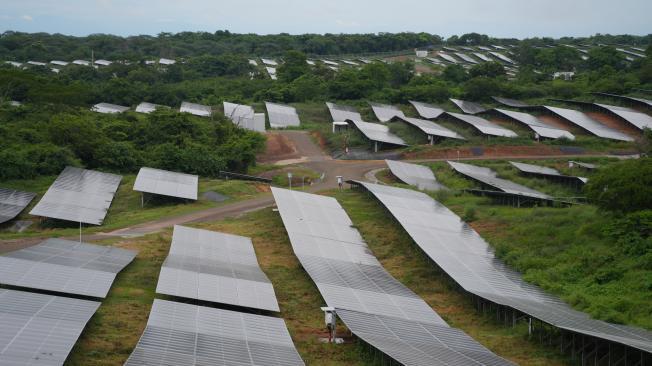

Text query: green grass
(0, 175), (267, 239)
(271, 166), (323, 188)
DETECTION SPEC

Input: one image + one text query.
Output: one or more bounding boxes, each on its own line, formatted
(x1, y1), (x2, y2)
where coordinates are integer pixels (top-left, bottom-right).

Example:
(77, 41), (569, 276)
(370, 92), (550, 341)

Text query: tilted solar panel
(542, 106), (633, 141)
(272, 187), (513, 365)
(266, 102), (301, 128)
(0, 188), (36, 224)
(156, 225), (280, 312)
(510, 162), (587, 184)
(450, 99), (488, 114)
(448, 161), (551, 200)
(493, 108), (575, 140)
(491, 96), (532, 108)
(445, 112), (518, 138)
(348, 120), (407, 147)
(180, 101), (212, 117)
(133, 167), (198, 200)
(326, 102), (362, 121)
(337, 309), (514, 366)
(0, 238), (136, 298)
(29, 166), (122, 225)
(125, 299), (304, 366)
(369, 102), (405, 122)
(356, 181), (652, 354)
(386, 160), (447, 191)
(0, 289), (99, 366)
(409, 100), (446, 119)
(392, 115), (465, 140)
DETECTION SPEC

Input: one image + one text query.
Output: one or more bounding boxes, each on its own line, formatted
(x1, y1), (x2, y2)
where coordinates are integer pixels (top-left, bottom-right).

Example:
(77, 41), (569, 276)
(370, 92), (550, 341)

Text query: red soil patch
(537, 114), (583, 133)
(257, 132), (298, 163)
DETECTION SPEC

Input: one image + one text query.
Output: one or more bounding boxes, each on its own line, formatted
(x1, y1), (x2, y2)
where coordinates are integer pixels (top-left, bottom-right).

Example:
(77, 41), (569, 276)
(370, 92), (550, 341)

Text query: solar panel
(0, 238), (136, 298)
(0, 289), (99, 366)
(391, 115), (465, 141)
(445, 112), (518, 138)
(450, 99), (488, 114)
(491, 97), (531, 108)
(266, 66), (277, 80)
(156, 225), (280, 312)
(337, 309), (514, 366)
(569, 161), (597, 170)
(595, 103), (652, 130)
(478, 46), (492, 51)
(454, 52), (479, 64)
(133, 167), (198, 200)
(50, 60), (69, 66)
(542, 106), (633, 141)
(271, 187), (444, 325)
(125, 299), (304, 366)
(448, 161), (552, 200)
(322, 60), (339, 66)
(224, 102), (266, 132)
(493, 108), (575, 140)
(510, 162), (587, 184)
(180, 101), (212, 117)
(265, 102), (301, 128)
(356, 181), (652, 354)
(473, 53), (493, 62)
(593, 92), (652, 109)
(260, 58), (278, 66)
(135, 102), (168, 114)
(0, 188), (36, 224)
(325, 102), (362, 121)
(409, 100), (446, 119)
(29, 166), (122, 225)
(159, 58), (176, 65)
(348, 120), (407, 147)
(386, 160), (447, 191)
(438, 53), (459, 64)
(369, 102), (405, 122)
(91, 102), (129, 114)
(489, 52), (516, 64)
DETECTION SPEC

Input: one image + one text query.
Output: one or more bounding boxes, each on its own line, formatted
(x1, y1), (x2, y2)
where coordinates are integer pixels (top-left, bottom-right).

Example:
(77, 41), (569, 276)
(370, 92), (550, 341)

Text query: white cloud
(21, 14), (33, 21)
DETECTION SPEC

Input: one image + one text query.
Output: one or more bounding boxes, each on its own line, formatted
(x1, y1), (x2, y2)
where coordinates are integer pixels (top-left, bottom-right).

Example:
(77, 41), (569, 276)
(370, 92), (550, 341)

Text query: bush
(584, 158), (652, 212)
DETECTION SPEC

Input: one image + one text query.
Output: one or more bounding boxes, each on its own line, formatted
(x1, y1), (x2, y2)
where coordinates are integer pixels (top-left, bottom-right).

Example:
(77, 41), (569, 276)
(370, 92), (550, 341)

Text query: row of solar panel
(0, 166), (199, 226)
(354, 180), (652, 356)
(271, 187), (515, 365)
(125, 225), (305, 365)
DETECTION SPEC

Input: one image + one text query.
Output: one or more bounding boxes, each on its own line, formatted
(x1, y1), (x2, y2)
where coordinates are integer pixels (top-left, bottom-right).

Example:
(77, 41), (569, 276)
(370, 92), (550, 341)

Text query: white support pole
(79, 221), (82, 243)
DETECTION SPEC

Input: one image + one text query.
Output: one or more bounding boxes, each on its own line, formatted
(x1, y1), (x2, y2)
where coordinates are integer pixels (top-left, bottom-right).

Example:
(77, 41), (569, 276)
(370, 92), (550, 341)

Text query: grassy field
(0, 175), (268, 239)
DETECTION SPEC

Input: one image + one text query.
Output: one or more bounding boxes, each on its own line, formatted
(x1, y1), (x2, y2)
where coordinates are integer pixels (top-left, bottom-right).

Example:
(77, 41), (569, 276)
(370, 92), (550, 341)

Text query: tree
(585, 46), (626, 71)
(584, 158), (652, 212)
(277, 50), (309, 82)
(442, 64), (469, 83)
(469, 62), (505, 78)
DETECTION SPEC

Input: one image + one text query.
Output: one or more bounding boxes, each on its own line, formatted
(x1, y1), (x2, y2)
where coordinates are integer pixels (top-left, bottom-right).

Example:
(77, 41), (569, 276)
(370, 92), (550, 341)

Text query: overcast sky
(2, 0), (650, 38)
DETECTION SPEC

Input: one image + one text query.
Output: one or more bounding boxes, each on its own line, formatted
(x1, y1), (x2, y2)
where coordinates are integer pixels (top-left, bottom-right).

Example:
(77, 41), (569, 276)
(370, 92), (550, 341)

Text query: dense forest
(1, 31), (651, 60)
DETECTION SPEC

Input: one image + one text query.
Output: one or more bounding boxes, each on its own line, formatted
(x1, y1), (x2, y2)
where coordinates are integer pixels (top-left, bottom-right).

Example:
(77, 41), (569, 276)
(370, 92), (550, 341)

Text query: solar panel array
(489, 52), (516, 64)
(337, 309), (514, 366)
(386, 160), (446, 191)
(493, 108), (575, 140)
(135, 102), (168, 114)
(0, 188), (36, 224)
(0, 238), (136, 298)
(224, 102), (266, 132)
(0, 289), (100, 365)
(356, 181), (652, 354)
(180, 101), (212, 117)
(260, 58), (278, 66)
(595, 103), (652, 131)
(409, 100), (446, 119)
(271, 187), (513, 365)
(133, 167), (198, 200)
(326, 102), (362, 121)
(448, 161), (552, 200)
(265, 102), (301, 128)
(454, 52), (479, 64)
(542, 106), (633, 141)
(125, 299), (304, 366)
(445, 112), (518, 138)
(510, 162), (587, 184)
(394, 116), (465, 140)
(369, 102), (405, 122)
(450, 98), (488, 114)
(29, 166), (122, 225)
(348, 120), (407, 147)
(91, 102), (129, 114)
(492, 96), (532, 108)
(593, 92), (652, 108)
(438, 53), (459, 64)
(156, 225), (280, 312)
